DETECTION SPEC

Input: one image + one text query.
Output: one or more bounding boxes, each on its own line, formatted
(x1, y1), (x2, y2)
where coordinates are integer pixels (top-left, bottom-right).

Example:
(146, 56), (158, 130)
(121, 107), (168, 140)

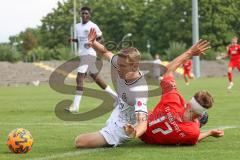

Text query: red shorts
(228, 60), (240, 70)
(183, 69), (191, 77)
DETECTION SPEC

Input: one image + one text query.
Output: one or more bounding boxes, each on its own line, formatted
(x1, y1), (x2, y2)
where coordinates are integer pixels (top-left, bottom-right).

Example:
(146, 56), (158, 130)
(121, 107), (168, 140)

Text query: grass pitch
(0, 76), (239, 160)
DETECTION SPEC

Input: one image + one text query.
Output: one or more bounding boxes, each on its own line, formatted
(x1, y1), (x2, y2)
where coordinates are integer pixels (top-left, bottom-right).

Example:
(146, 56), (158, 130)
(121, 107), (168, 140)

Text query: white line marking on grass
(29, 148), (112, 160)
(0, 122), (105, 126)
(218, 125), (240, 130)
(202, 125), (240, 131)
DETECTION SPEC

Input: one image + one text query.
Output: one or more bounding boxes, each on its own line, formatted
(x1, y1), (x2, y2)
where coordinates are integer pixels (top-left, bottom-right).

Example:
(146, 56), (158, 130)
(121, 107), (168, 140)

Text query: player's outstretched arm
(69, 38), (78, 43)
(216, 53), (227, 60)
(165, 40), (210, 76)
(123, 113), (148, 138)
(219, 45), (230, 59)
(198, 129), (224, 142)
(220, 53), (228, 59)
(88, 28), (113, 61)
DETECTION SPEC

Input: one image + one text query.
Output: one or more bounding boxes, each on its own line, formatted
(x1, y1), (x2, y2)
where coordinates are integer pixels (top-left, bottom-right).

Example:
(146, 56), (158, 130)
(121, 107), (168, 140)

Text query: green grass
(0, 76), (240, 160)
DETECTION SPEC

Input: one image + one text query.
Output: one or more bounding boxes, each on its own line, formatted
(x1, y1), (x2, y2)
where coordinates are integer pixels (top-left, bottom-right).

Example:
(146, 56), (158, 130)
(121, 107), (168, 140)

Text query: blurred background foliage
(2, 0), (240, 62)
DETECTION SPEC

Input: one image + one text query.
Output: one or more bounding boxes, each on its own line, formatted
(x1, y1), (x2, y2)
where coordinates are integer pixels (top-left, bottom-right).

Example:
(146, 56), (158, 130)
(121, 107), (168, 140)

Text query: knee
(90, 73), (98, 80)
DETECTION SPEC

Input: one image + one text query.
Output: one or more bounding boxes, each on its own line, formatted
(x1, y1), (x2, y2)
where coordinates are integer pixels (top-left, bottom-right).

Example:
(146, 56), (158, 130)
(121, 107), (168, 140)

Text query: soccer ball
(7, 128), (33, 154)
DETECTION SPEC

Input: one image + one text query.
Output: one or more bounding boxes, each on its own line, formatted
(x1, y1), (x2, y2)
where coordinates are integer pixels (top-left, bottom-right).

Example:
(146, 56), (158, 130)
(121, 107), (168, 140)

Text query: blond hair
(118, 47), (141, 64)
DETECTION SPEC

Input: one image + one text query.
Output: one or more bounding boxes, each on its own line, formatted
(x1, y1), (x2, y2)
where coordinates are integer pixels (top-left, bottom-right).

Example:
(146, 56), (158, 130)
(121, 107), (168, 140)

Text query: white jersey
(153, 58), (162, 77)
(153, 59), (161, 65)
(76, 21), (102, 56)
(107, 55), (148, 127)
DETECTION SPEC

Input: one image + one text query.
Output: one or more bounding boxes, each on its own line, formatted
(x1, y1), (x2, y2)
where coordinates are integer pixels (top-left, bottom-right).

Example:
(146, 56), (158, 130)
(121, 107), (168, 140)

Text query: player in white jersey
(74, 28), (149, 148)
(66, 7), (117, 113)
(152, 54), (162, 79)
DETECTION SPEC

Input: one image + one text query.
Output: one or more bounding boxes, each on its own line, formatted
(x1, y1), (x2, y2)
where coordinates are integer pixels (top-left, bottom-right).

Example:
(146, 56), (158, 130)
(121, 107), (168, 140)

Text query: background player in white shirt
(152, 54), (162, 79)
(74, 28), (148, 148)
(66, 7), (117, 113)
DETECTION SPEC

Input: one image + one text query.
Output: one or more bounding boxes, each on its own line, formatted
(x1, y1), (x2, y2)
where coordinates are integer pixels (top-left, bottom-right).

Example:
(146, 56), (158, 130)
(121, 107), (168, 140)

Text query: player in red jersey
(182, 59), (194, 85)
(124, 40), (224, 145)
(221, 36), (240, 89)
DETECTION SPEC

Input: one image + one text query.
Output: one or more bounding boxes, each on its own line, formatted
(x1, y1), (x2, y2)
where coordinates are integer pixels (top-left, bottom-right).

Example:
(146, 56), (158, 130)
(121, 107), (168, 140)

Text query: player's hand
(187, 39), (211, 56)
(216, 53), (226, 60)
(216, 55), (222, 60)
(210, 129), (224, 137)
(88, 28), (97, 45)
(68, 38), (78, 43)
(68, 38), (74, 43)
(123, 124), (137, 138)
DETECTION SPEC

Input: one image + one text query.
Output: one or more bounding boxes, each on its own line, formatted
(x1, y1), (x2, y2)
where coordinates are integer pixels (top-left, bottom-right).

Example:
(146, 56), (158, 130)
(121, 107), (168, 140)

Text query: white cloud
(0, 0), (65, 42)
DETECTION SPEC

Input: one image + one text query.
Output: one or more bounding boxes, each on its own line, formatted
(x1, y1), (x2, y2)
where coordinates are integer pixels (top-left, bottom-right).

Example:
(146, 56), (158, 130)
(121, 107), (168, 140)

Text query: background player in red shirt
(124, 40), (224, 145)
(182, 59), (194, 85)
(221, 36), (240, 89)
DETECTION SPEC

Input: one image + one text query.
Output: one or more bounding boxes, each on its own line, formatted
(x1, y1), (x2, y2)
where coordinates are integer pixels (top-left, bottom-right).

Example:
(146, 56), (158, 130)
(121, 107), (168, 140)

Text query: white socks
(227, 82), (234, 90)
(73, 90), (83, 111)
(72, 86), (117, 112)
(104, 85), (118, 99)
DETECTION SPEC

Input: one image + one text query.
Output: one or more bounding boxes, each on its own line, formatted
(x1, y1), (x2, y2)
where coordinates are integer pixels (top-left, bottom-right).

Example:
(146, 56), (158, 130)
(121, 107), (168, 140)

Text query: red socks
(228, 72), (232, 82)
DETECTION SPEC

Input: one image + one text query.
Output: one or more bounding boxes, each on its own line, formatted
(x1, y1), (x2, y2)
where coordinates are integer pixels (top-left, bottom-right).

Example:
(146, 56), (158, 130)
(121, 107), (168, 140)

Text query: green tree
(199, 0), (240, 50)
(0, 44), (21, 62)
(40, 0), (75, 48)
(21, 29), (38, 61)
(36, 0), (240, 60)
(21, 30), (38, 53)
(165, 41), (187, 60)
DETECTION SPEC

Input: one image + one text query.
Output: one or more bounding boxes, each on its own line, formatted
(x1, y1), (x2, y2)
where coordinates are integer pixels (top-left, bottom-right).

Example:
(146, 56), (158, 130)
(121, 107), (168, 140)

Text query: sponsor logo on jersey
(84, 29), (89, 35)
(122, 93), (127, 102)
(137, 101), (142, 107)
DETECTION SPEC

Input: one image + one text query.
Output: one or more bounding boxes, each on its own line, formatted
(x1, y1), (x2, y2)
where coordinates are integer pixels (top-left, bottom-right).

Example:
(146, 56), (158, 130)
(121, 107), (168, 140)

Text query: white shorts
(77, 55), (99, 74)
(99, 121), (130, 147)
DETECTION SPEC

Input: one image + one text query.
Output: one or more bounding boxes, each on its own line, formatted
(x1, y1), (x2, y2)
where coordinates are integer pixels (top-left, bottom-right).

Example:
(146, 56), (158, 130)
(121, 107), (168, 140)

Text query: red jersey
(227, 44), (240, 61)
(183, 60), (192, 71)
(140, 75), (200, 145)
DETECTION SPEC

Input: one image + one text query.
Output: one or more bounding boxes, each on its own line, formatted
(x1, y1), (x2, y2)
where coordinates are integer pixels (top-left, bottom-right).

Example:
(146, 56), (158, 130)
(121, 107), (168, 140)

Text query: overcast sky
(0, 0), (65, 43)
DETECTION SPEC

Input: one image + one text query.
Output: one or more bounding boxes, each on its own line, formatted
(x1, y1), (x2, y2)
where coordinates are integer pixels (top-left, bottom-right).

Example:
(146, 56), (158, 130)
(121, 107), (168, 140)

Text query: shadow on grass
(118, 140), (196, 149)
